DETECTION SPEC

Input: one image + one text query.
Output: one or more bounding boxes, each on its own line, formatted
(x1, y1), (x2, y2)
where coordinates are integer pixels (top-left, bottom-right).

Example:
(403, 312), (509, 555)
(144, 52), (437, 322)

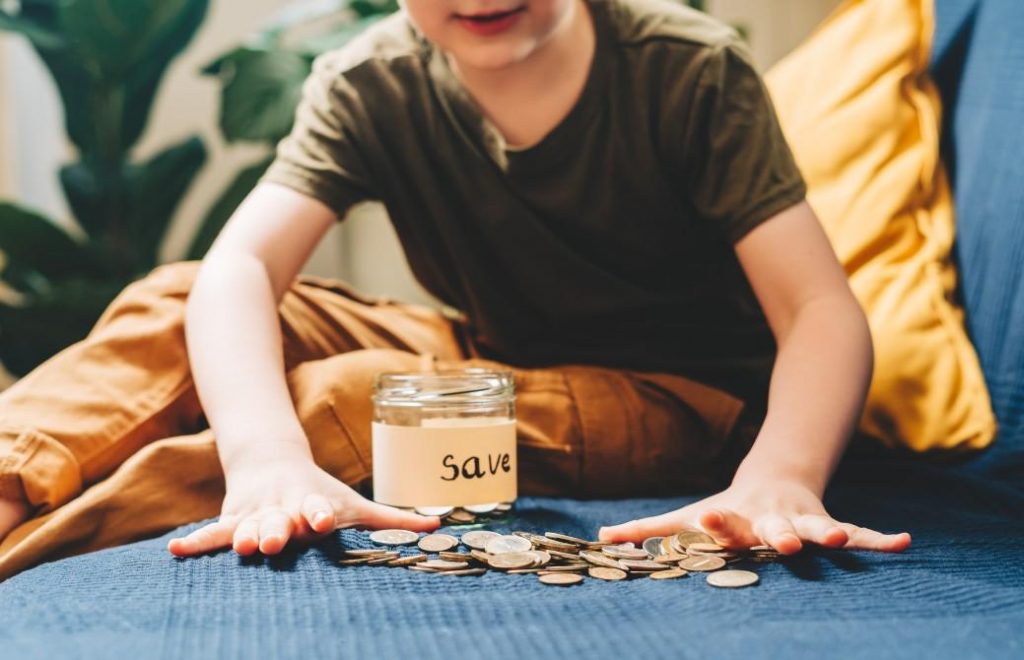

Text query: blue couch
(1, 1), (1021, 658)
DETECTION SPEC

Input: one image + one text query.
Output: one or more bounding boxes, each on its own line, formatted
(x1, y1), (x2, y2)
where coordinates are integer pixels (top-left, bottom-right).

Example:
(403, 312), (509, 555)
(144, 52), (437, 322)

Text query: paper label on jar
(371, 420), (517, 507)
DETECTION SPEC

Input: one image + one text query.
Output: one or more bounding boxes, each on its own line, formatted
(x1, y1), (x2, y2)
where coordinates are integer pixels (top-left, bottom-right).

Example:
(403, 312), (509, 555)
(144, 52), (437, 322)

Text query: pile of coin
(338, 528), (780, 588)
(407, 502), (513, 526)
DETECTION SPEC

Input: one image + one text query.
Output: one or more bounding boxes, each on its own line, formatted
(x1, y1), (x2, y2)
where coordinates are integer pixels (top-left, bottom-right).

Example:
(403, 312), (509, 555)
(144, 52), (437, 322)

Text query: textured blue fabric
(931, 0), (1024, 467)
(1, 459), (1022, 660)
(1, 2), (1023, 659)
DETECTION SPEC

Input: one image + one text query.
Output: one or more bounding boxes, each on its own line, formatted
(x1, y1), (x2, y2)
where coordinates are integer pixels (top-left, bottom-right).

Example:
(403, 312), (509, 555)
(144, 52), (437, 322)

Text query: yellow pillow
(764, 0), (996, 451)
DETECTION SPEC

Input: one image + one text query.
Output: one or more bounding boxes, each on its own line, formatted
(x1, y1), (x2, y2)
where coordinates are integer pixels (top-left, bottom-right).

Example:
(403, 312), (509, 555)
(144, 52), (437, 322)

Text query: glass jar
(371, 369), (517, 509)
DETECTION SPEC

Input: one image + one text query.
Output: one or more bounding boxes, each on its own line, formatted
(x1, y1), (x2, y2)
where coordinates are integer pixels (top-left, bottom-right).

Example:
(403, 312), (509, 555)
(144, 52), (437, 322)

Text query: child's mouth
(454, 6), (527, 36)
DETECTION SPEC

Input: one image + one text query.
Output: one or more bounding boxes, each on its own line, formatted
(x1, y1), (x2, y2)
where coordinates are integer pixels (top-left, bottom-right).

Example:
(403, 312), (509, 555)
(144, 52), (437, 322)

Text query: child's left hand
(598, 477), (911, 555)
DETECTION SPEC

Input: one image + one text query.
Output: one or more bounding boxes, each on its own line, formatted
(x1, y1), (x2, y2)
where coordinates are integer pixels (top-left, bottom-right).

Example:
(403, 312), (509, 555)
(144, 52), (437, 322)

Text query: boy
(0, 0), (910, 566)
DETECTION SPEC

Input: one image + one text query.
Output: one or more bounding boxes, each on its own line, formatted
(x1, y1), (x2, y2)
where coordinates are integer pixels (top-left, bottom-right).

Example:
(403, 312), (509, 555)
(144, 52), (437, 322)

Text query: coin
(461, 530), (502, 550)
(548, 550), (582, 561)
(463, 503), (499, 514)
(484, 535), (533, 555)
(588, 567), (628, 581)
(602, 545), (650, 560)
(679, 555), (726, 572)
(653, 553), (688, 564)
(526, 550), (552, 568)
(387, 554), (428, 567)
(418, 534), (459, 553)
(539, 573), (584, 586)
(438, 551), (474, 562)
(675, 530), (715, 551)
(707, 569), (759, 588)
(470, 549), (492, 564)
(580, 550), (627, 571)
(419, 559), (470, 571)
(544, 532), (590, 546)
(445, 509), (477, 524)
(338, 557), (373, 565)
(619, 559), (671, 572)
(488, 552), (536, 570)
(343, 548), (391, 557)
(440, 568), (488, 577)
(369, 529), (420, 546)
(366, 553), (401, 565)
(649, 568), (689, 580)
(642, 537), (664, 557)
(495, 502), (513, 513)
(414, 506), (455, 517)
(688, 542), (726, 553)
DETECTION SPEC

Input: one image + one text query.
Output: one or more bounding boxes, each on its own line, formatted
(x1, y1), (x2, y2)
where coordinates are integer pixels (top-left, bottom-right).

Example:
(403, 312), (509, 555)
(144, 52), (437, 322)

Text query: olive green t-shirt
(261, 0), (807, 413)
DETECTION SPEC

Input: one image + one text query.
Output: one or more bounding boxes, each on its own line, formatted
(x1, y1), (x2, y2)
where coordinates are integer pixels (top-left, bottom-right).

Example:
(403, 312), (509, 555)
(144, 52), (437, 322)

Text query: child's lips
(453, 6), (527, 36)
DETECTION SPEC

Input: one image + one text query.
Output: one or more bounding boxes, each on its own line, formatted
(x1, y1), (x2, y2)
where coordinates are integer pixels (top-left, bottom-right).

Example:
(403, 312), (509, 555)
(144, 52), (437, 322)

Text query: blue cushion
(1, 483), (1022, 659)
(931, 0), (1024, 469)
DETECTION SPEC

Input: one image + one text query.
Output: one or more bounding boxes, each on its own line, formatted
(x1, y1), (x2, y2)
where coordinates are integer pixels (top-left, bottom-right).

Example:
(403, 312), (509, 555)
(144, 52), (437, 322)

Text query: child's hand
(167, 456), (439, 557)
(598, 477), (911, 555)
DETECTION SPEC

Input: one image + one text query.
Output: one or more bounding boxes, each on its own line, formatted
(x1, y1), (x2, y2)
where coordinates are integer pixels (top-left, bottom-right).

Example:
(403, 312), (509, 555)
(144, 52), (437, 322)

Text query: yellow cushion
(764, 0), (996, 451)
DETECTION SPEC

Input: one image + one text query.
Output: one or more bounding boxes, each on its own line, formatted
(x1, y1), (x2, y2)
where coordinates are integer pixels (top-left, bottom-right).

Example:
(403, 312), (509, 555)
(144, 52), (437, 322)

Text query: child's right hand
(167, 456), (440, 557)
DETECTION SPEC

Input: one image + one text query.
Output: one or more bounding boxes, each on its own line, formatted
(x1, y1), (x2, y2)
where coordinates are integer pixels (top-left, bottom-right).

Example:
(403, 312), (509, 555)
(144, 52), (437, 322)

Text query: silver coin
(369, 529), (420, 546)
(642, 537), (664, 557)
(463, 502), (499, 514)
(414, 506), (455, 517)
(461, 530), (502, 550)
(602, 544), (650, 560)
(707, 569), (760, 588)
(484, 535), (534, 555)
(417, 533), (460, 553)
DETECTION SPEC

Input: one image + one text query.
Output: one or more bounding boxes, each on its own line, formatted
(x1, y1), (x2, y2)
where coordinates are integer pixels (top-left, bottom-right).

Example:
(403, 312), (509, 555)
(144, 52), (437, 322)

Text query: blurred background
(0, 0), (838, 387)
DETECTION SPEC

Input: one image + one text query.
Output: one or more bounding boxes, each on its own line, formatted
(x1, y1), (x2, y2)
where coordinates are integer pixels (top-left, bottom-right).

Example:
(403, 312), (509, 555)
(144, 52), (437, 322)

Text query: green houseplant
(0, 0), (211, 375)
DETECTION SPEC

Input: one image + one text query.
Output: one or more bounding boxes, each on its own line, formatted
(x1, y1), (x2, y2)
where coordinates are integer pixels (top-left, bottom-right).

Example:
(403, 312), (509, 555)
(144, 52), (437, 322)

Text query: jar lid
(373, 369), (514, 407)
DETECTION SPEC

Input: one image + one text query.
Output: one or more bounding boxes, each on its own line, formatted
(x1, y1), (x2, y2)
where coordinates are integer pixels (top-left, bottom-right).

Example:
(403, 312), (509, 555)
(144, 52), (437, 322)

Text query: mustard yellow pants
(0, 261), (753, 580)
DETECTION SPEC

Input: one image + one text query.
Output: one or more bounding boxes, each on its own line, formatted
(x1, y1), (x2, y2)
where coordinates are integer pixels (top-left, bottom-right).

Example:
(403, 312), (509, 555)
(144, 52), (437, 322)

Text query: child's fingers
(301, 494), (336, 534)
(232, 517), (261, 556)
(167, 519), (236, 557)
(793, 514), (848, 548)
(698, 509), (754, 548)
(752, 514), (803, 555)
(257, 508), (295, 555)
(349, 499), (440, 532)
(598, 510), (690, 543)
(839, 524), (912, 553)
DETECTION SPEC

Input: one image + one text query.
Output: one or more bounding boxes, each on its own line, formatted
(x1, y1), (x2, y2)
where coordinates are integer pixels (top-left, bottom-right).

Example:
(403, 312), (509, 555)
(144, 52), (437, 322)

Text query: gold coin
(440, 568), (488, 577)
(461, 530), (502, 550)
(470, 549), (493, 564)
(688, 542), (726, 553)
(343, 548), (391, 557)
(675, 530), (715, 551)
(418, 534), (459, 553)
(369, 529), (420, 546)
(579, 550), (627, 571)
(653, 553), (688, 564)
(619, 559), (671, 572)
(526, 550), (552, 568)
(445, 509), (477, 524)
(387, 554), (428, 567)
(539, 573), (584, 586)
(438, 551), (474, 562)
(707, 569), (759, 588)
(365, 553), (400, 565)
(588, 567), (628, 581)
(419, 559), (469, 571)
(488, 551), (536, 570)
(679, 555), (726, 572)
(337, 557), (373, 566)
(531, 535), (579, 551)
(544, 532), (590, 546)
(548, 550), (582, 562)
(660, 537), (675, 556)
(649, 568), (689, 580)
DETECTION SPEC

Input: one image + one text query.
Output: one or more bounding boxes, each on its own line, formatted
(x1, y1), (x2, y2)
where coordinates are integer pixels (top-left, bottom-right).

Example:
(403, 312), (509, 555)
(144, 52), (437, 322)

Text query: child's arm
(600, 201), (912, 554)
(167, 183), (438, 558)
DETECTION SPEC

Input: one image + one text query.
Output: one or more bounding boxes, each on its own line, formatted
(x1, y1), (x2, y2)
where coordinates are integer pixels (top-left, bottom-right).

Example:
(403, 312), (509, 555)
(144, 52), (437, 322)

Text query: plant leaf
(0, 203), (95, 285)
(123, 136), (207, 266)
(0, 9), (65, 49)
(186, 154), (274, 260)
(0, 277), (127, 376)
(209, 47), (312, 144)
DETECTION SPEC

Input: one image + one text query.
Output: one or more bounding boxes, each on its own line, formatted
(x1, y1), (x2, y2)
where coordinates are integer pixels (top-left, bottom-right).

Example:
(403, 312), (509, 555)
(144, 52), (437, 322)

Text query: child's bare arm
(168, 183), (437, 558)
(601, 201), (911, 554)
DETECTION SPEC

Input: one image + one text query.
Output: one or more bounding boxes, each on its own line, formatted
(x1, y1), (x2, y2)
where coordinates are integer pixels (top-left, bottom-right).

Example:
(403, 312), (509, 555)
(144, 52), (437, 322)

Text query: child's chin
(449, 41), (538, 71)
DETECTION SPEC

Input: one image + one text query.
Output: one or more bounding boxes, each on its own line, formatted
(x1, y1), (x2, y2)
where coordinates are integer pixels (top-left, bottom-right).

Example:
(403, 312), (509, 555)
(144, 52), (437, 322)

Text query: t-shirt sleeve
(668, 42), (807, 244)
(260, 55), (375, 219)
